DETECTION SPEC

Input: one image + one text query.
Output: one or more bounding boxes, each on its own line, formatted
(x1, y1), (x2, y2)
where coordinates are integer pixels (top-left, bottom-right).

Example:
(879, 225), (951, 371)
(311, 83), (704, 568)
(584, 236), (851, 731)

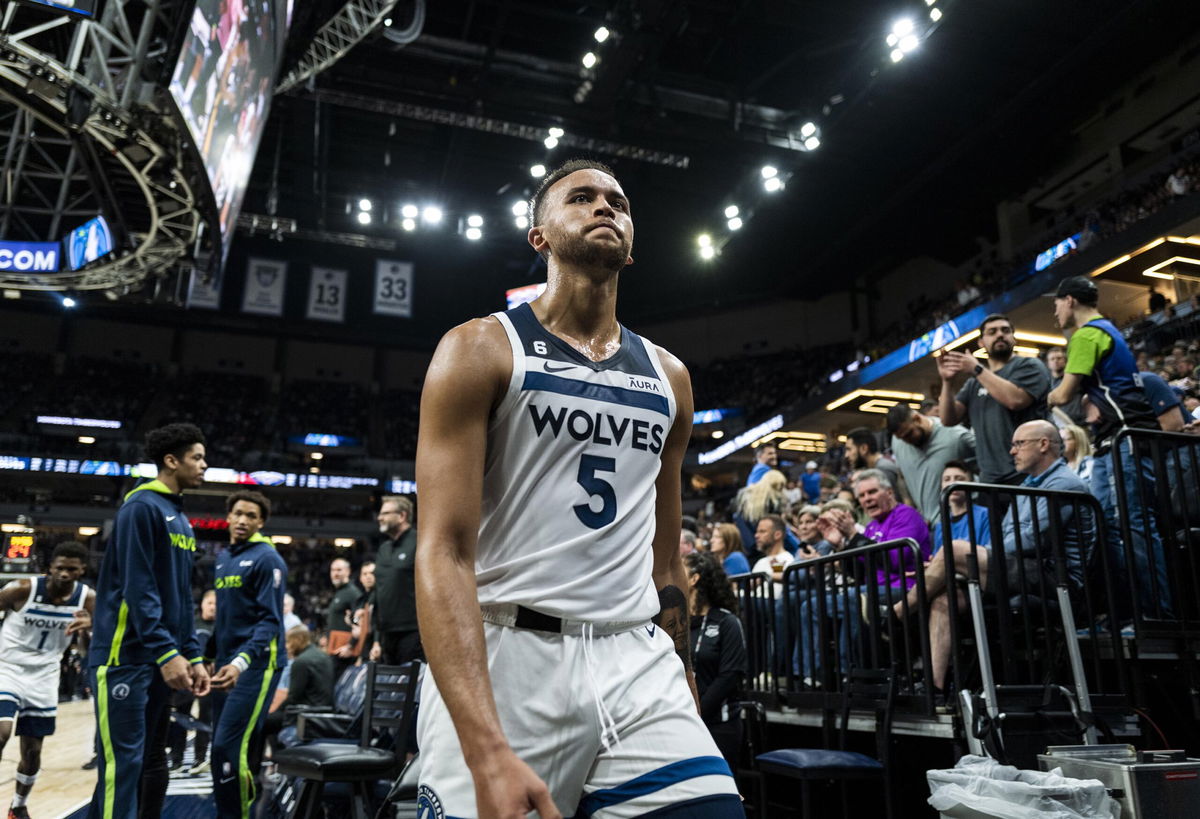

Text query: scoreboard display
(2, 532), (35, 575)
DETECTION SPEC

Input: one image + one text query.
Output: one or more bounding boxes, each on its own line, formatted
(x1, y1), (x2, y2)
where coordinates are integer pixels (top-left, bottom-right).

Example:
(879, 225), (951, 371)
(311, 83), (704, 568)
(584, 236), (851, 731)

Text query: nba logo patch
(416, 784), (444, 819)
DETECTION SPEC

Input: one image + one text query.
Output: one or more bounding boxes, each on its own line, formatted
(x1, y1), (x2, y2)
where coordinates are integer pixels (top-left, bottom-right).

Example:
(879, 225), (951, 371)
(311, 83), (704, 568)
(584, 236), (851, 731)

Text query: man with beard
(936, 314), (1051, 486)
(886, 405), (976, 522)
(415, 159), (742, 818)
(368, 496), (421, 665)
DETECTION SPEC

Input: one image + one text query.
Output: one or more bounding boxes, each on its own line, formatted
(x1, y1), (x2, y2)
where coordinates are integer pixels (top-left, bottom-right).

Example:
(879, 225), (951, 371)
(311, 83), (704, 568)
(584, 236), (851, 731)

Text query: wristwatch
(974, 363), (984, 375)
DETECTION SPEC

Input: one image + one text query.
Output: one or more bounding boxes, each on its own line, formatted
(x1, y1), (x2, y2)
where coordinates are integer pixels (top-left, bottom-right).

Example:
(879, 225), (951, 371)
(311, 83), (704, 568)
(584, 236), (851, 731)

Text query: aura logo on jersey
(528, 405), (664, 453)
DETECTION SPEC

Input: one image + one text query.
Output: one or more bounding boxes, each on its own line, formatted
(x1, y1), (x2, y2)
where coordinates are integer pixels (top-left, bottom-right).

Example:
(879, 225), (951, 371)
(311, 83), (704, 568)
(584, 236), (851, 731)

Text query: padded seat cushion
(757, 748), (883, 774)
(274, 742), (397, 781)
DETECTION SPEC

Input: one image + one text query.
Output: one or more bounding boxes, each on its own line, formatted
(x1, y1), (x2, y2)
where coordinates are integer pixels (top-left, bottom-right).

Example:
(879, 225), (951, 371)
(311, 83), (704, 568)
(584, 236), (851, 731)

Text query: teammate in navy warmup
(0, 541), (93, 819)
(87, 423), (211, 819)
(415, 159), (744, 818)
(208, 490), (288, 819)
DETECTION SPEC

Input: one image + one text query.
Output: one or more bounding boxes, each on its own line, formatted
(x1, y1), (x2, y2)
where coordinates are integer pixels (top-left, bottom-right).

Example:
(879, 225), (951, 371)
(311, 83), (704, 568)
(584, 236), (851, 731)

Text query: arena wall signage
(697, 414), (784, 465)
(307, 267), (347, 322)
(374, 260), (414, 317)
(242, 257), (288, 316)
(36, 416), (122, 429)
(19, 0), (99, 18)
(0, 240), (60, 273)
(0, 454), (379, 489)
(857, 304), (991, 386)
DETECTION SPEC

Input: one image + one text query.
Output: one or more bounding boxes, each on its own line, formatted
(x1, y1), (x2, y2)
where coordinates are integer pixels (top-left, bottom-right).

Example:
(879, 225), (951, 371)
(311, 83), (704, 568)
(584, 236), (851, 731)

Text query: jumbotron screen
(168, 0), (288, 262)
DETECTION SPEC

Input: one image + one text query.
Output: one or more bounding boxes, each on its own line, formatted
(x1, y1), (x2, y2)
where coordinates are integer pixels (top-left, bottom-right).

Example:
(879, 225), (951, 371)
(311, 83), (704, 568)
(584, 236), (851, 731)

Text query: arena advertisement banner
(306, 266), (347, 323)
(242, 257), (287, 316)
(373, 259), (414, 317)
(187, 268), (222, 309)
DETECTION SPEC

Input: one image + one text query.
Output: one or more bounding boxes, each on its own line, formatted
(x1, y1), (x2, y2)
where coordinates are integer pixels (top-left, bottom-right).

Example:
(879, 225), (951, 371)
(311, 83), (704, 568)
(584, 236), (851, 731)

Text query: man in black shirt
(369, 496), (422, 665)
(325, 558), (358, 678)
(280, 627), (334, 712)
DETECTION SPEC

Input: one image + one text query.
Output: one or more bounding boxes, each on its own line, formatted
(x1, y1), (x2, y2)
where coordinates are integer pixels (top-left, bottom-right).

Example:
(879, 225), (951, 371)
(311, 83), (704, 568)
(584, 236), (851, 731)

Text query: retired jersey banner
(373, 260), (413, 317)
(186, 268), (222, 310)
(242, 258), (287, 316)
(306, 266), (347, 323)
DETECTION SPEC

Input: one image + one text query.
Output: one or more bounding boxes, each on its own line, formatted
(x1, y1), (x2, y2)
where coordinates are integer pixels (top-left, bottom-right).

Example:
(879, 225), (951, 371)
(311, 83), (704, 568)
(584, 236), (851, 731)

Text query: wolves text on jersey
(528, 404), (665, 454)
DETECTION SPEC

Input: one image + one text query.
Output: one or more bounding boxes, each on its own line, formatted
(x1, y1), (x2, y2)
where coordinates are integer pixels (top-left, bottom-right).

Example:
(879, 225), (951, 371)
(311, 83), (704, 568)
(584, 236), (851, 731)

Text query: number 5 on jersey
(575, 455), (617, 529)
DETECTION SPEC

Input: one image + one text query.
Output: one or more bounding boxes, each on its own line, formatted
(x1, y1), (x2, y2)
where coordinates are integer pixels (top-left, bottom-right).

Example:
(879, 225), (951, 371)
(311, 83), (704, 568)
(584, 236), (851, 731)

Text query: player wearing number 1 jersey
(0, 541), (93, 819)
(416, 159), (743, 819)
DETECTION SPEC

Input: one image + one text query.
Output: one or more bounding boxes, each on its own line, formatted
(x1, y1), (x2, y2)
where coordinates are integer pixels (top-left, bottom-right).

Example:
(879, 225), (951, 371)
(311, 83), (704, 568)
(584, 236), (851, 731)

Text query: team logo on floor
(111, 683), (130, 700)
(416, 784), (444, 819)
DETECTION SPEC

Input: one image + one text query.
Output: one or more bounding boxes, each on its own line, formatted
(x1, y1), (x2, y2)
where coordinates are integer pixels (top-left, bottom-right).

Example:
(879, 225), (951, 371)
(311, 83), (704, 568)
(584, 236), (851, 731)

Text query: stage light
(711, 430), (724, 439)
(899, 34), (919, 53)
(402, 218), (416, 231)
(764, 176), (784, 193)
(465, 227), (483, 241)
(804, 136), (820, 151)
(925, 0), (936, 6)
(515, 216), (529, 229)
(697, 233), (712, 248)
(422, 206), (443, 224)
(893, 18), (914, 36)
(401, 204), (419, 218)
(761, 165), (778, 179)
(531, 164), (546, 178)
(700, 245), (716, 260)
(887, 33), (899, 47)
(78, 526), (100, 537)
(356, 211), (371, 225)
(384, 18), (393, 26)
(594, 26), (610, 43)
(467, 214), (484, 228)
(891, 49), (905, 63)
(512, 200), (529, 216)
(724, 205), (739, 218)
(358, 198), (372, 212)
(582, 52), (597, 69)
(61, 295), (77, 308)
(801, 122), (817, 138)
(544, 136), (559, 149)
(930, 8), (942, 21)
(548, 127), (564, 138)
(78, 436), (95, 444)
(728, 217), (743, 230)
(310, 452), (324, 460)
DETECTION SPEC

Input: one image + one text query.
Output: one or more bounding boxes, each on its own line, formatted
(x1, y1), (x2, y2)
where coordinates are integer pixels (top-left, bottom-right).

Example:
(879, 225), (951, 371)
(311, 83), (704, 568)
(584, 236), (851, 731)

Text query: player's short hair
(226, 489), (271, 522)
(978, 313), (1012, 334)
(51, 540), (88, 564)
(846, 427), (878, 453)
(145, 422), (206, 469)
(380, 495), (413, 520)
(529, 158), (618, 232)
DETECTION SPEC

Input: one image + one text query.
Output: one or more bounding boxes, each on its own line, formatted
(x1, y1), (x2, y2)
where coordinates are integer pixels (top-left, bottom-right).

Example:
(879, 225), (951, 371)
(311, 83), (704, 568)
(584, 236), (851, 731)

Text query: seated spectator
(733, 470), (798, 559)
(791, 505), (832, 558)
(709, 523), (751, 576)
(1140, 370), (1189, 432)
(896, 420), (1093, 693)
(1059, 424), (1095, 483)
(679, 529), (699, 557)
(930, 461), (992, 556)
(751, 515), (794, 592)
(685, 551), (747, 769)
(265, 626), (336, 749)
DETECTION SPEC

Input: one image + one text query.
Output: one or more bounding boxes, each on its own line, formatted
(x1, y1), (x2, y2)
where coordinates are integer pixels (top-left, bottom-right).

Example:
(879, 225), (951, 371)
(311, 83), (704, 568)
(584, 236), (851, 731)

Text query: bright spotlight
(422, 206), (443, 224)
(515, 216), (529, 229)
(893, 18), (914, 36)
(727, 217), (743, 230)
(930, 7), (942, 21)
(764, 176), (784, 193)
(711, 430), (725, 439)
(384, 17), (393, 26)
(356, 211), (371, 225)
(467, 214), (484, 228)
(582, 52), (597, 69)
(804, 136), (820, 151)
(800, 121), (817, 138)
(548, 127), (564, 138)
(699, 245), (716, 260)
(402, 218), (416, 231)
(401, 204), (419, 218)
(594, 26), (610, 43)
(544, 136), (559, 149)
(760, 165), (778, 179)
(890, 48), (905, 63)
(465, 227), (483, 241)
(899, 34), (919, 53)
(61, 295), (77, 308)
(512, 200), (529, 216)
(358, 198), (372, 212)
(78, 435), (95, 444)
(697, 233), (712, 248)
(887, 33), (898, 47)
(724, 205), (739, 219)
(925, 0), (936, 5)
(531, 164), (546, 178)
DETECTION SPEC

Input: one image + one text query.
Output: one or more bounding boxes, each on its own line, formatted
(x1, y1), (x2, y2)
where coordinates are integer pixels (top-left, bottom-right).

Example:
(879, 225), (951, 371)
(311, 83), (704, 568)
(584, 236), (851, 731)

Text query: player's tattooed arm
(653, 584), (691, 670)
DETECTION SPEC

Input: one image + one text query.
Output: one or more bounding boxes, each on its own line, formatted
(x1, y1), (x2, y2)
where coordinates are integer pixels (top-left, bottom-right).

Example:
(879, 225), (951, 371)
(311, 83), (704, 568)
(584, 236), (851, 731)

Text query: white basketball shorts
(416, 618), (740, 818)
(0, 661), (60, 736)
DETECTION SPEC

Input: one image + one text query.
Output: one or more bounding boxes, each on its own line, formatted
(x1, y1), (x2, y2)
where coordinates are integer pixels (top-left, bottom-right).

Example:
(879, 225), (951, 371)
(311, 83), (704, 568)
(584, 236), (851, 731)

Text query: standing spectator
(685, 551), (747, 770)
(325, 557), (357, 655)
(937, 314), (1052, 486)
(746, 443), (777, 486)
(733, 471), (797, 560)
(800, 461), (822, 502)
(369, 496), (422, 665)
(679, 530), (699, 557)
(886, 405), (976, 522)
(1140, 371), (1188, 432)
(709, 524), (751, 576)
(844, 427), (909, 504)
(86, 423), (211, 819)
(1048, 275), (1168, 619)
(1046, 346), (1087, 425)
(349, 561), (375, 660)
(1148, 286), (1168, 314)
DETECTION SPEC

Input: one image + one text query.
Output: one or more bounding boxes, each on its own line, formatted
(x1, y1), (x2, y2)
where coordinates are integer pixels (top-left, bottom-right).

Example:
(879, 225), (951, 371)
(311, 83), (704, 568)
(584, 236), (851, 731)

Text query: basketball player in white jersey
(415, 159), (744, 818)
(0, 541), (93, 819)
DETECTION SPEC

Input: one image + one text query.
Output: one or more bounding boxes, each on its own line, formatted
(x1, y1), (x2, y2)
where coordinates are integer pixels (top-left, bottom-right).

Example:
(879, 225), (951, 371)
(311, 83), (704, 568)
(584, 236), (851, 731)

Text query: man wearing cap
(1048, 275), (1169, 619)
(800, 461), (822, 502)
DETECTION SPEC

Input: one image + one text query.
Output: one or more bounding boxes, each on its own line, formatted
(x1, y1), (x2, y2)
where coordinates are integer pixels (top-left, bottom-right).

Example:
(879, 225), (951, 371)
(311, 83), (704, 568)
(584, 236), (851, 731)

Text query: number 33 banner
(373, 260), (413, 317)
(307, 267), (347, 323)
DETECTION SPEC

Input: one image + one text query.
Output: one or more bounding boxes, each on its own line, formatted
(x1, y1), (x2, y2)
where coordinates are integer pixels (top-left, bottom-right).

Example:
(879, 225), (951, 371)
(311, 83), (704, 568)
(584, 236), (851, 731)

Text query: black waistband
(513, 605), (564, 633)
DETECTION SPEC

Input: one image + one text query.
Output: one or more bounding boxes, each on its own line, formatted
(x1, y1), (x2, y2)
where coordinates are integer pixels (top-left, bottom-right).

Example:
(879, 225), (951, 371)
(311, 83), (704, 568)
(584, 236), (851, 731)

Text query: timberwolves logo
(111, 683), (130, 700)
(416, 785), (444, 819)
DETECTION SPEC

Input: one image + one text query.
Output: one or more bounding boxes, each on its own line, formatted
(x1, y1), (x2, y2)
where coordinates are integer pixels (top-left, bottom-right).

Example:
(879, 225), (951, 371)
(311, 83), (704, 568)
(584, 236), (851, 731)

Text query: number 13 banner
(307, 267), (347, 323)
(373, 260), (413, 317)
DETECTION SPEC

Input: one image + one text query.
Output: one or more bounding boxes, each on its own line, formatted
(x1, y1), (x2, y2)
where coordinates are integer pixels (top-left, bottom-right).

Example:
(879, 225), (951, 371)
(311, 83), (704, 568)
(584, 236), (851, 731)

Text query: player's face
(227, 499), (264, 542)
(533, 169), (634, 272)
(170, 443), (208, 489)
(47, 557), (84, 590)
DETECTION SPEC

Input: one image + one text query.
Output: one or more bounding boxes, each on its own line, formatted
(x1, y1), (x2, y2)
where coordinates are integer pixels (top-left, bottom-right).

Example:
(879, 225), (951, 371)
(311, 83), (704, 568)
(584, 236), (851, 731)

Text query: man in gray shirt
(937, 313), (1051, 485)
(886, 405), (976, 522)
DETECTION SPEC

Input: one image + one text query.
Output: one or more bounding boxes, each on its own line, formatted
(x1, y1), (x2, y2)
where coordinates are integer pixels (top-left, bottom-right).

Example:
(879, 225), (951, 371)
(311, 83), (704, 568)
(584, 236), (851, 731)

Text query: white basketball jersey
(0, 577), (89, 667)
(477, 303), (677, 622)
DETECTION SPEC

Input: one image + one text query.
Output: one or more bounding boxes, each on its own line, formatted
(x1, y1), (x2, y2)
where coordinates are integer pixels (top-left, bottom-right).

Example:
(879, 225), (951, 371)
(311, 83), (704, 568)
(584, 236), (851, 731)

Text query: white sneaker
(189, 759), (211, 776)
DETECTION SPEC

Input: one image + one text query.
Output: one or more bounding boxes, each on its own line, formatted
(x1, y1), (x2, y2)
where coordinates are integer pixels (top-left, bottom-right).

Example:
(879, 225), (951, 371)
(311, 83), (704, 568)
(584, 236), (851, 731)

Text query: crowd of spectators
(152, 371), (271, 463)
